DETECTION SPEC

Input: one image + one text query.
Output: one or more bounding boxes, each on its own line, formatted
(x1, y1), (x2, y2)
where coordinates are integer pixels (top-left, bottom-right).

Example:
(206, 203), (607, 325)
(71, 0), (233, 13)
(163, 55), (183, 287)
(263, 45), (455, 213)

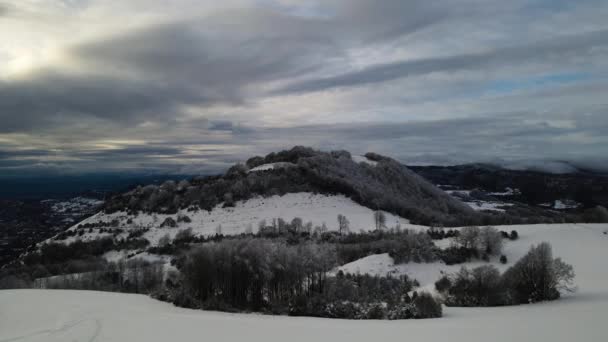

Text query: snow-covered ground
(463, 200), (513, 212)
(2, 223), (607, 341)
(248, 162), (296, 173)
(351, 155), (378, 166)
(61, 193), (416, 245)
(48, 197), (104, 214)
(444, 189), (513, 212)
(338, 223), (607, 289)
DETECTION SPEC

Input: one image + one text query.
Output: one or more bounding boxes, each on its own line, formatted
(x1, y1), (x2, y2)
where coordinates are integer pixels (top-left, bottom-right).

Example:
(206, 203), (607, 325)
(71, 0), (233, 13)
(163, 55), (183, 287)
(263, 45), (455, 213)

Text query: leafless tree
(337, 214), (350, 235)
(373, 211), (386, 230)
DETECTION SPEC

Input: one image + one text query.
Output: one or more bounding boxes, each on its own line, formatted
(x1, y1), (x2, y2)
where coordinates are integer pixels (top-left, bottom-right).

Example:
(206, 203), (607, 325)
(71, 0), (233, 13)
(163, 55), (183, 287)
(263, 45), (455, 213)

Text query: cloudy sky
(1, 0), (607, 175)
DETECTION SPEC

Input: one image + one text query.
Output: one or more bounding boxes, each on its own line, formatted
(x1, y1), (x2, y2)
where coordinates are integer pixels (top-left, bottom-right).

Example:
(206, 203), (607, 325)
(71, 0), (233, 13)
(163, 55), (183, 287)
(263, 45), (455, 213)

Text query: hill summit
(104, 146), (476, 227)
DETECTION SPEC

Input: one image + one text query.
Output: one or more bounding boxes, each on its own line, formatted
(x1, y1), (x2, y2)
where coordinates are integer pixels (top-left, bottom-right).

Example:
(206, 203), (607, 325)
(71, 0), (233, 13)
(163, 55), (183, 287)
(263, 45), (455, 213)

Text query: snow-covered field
(444, 189), (514, 212)
(338, 223), (607, 289)
(64, 193), (415, 245)
(462, 200), (513, 212)
(4, 223), (607, 341)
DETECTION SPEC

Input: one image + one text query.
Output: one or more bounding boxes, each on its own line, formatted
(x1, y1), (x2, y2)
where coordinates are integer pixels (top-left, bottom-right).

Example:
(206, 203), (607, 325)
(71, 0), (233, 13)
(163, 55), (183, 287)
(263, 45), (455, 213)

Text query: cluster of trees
(455, 226), (504, 256)
(34, 259), (165, 294)
(173, 237), (441, 319)
(335, 230), (438, 264)
(1, 234), (152, 285)
(427, 228), (460, 240)
(291, 272), (441, 319)
(178, 238), (335, 311)
(436, 242), (574, 306)
(434, 226), (507, 265)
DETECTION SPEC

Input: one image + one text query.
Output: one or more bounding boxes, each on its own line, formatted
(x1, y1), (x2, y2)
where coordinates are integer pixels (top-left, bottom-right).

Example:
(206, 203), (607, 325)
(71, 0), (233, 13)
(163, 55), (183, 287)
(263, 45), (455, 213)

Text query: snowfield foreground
(2, 224), (608, 342)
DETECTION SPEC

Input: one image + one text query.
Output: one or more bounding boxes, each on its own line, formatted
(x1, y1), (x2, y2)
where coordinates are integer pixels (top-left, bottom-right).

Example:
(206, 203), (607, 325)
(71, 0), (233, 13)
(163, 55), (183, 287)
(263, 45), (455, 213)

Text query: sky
(1, 0), (607, 176)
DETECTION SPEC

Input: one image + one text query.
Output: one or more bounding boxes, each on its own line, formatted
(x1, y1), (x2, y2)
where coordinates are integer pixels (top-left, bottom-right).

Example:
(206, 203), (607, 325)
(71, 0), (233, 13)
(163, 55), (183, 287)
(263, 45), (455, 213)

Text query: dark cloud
(277, 29), (608, 94)
(1, 0), (607, 175)
(1, 109), (607, 174)
(0, 14), (343, 133)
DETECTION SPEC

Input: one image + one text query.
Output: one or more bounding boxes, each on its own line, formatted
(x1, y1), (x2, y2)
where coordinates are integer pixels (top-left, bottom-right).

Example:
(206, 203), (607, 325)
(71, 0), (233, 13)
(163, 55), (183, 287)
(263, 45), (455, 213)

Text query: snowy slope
(338, 223), (608, 290)
(61, 193), (416, 245)
(2, 224), (607, 341)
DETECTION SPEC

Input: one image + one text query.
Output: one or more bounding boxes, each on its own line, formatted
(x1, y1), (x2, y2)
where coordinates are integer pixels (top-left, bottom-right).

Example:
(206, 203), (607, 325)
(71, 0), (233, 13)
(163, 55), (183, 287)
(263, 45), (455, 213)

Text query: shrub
(502, 242), (575, 303)
(434, 275), (451, 292)
(445, 265), (506, 307)
(439, 246), (477, 265)
(412, 292), (442, 318)
(160, 217), (177, 228)
(177, 215), (192, 223)
(456, 226), (480, 249)
(500, 255), (508, 264)
(174, 228), (195, 245)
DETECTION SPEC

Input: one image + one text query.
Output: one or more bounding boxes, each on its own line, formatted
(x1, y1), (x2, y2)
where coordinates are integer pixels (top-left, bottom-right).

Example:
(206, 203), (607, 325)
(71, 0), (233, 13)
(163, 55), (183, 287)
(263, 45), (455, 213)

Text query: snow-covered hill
(60, 192), (416, 246)
(2, 224), (607, 342)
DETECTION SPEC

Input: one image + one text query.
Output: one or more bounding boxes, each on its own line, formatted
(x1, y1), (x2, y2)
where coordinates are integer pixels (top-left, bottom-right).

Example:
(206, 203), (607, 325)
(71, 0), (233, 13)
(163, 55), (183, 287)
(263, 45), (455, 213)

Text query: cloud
(276, 29), (608, 94)
(0, 3), (8, 16)
(1, 0), (608, 175)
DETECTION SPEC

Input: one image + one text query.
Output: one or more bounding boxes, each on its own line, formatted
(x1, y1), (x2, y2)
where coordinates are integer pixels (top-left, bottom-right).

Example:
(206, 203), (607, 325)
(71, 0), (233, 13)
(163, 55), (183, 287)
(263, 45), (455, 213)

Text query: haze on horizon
(1, 0), (607, 176)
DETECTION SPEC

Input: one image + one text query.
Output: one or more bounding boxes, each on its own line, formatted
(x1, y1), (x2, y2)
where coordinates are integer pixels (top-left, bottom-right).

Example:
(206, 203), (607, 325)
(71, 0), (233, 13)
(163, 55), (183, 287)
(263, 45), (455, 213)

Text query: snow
(463, 201), (514, 212)
(488, 187), (521, 196)
(64, 193), (416, 246)
(554, 199), (581, 210)
(351, 155), (378, 166)
(338, 223), (607, 289)
(49, 197), (104, 214)
(2, 223), (607, 341)
(445, 189), (472, 196)
(248, 162), (296, 173)
(444, 189), (513, 212)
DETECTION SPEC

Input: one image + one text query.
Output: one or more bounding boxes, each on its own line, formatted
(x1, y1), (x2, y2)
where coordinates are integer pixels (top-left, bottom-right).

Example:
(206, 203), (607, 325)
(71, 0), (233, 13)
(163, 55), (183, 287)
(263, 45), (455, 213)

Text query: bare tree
(373, 211), (386, 230)
(291, 217), (303, 232)
(456, 226), (480, 249)
(478, 226), (503, 256)
(337, 214), (350, 235)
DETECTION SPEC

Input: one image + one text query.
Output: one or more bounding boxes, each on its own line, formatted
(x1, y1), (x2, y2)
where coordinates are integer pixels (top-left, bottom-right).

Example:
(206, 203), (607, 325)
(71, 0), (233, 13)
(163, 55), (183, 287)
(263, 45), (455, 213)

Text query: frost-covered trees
(182, 239), (337, 311)
(502, 242), (575, 303)
(442, 265), (505, 306)
(337, 214), (350, 235)
(437, 242), (575, 306)
(412, 292), (443, 318)
(177, 237), (442, 319)
(478, 226), (503, 256)
(456, 226), (480, 249)
(455, 226), (503, 257)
